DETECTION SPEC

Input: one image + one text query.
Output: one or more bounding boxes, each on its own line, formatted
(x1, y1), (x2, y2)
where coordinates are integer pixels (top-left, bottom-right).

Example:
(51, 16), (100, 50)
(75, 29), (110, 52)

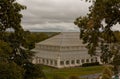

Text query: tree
(0, 61), (24, 79)
(0, 40), (12, 61)
(75, 0), (120, 74)
(23, 31), (49, 49)
(0, 0), (44, 79)
(23, 63), (45, 79)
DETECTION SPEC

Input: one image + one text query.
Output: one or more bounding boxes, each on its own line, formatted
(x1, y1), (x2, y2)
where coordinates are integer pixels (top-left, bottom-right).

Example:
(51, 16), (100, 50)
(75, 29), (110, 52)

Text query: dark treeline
(2, 31), (59, 50)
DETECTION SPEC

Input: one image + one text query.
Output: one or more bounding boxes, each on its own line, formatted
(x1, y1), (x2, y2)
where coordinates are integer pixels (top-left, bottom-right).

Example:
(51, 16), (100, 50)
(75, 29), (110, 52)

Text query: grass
(40, 65), (104, 79)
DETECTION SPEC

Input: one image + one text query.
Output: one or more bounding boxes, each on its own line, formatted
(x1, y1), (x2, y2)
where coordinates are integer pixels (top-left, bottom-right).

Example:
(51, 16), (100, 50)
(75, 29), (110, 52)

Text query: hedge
(82, 62), (100, 67)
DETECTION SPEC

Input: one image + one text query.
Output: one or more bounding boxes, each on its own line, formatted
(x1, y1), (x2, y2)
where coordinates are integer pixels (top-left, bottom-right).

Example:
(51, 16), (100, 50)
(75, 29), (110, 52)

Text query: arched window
(46, 59), (49, 64)
(71, 60), (75, 64)
(66, 61), (69, 65)
(50, 60), (53, 65)
(81, 59), (84, 63)
(42, 59), (45, 63)
(95, 57), (98, 62)
(76, 60), (80, 64)
(54, 60), (57, 66)
(86, 59), (89, 63)
(91, 59), (94, 63)
(60, 61), (64, 65)
(39, 59), (41, 63)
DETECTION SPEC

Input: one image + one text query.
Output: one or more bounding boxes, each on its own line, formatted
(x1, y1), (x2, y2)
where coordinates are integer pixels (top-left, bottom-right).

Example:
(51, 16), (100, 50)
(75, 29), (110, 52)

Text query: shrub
(82, 62), (100, 67)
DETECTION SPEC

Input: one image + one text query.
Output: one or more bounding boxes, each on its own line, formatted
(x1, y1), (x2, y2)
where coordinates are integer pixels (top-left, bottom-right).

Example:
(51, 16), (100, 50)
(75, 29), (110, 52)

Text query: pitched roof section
(37, 32), (85, 46)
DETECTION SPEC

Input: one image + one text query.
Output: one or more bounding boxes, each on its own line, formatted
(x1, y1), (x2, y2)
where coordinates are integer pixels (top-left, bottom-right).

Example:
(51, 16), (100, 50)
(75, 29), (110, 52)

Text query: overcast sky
(17, 0), (92, 32)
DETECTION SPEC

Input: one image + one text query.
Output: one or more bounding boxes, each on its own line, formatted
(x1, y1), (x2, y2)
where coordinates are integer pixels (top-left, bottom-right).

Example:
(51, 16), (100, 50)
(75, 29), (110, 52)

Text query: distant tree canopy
(0, 0), (45, 79)
(22, 31), (59, 49)
(75, 0), (120, 74)
(23, 31), (49, 49)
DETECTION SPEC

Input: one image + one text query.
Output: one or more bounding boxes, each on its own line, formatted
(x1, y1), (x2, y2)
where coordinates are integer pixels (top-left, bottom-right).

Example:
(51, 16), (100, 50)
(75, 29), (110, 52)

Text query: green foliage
(0, 0), (44, 79)
(0, 40), (12, 60)
(0, 61), (24, 79)
(24, 63), (45, 79)
(23, 31), (49, 49)
(22, 32), (58, 50)
(0, 0), (26, 32)
(75, 0), (120, 74)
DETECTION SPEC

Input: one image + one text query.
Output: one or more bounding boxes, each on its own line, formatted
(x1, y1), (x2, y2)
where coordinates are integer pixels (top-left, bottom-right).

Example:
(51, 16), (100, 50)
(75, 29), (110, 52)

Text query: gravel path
(79, 73), (101, 79)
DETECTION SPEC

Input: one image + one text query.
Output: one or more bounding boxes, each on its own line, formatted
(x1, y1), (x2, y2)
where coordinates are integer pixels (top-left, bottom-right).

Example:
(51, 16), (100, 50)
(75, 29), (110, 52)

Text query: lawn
(41, 65), (104, 79)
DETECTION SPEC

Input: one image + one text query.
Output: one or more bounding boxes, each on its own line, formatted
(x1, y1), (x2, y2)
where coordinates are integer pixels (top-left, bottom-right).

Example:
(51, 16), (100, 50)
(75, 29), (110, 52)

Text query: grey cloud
(17, 0), (92, 32)
(112, 23), (120, 31)
(22, 22), (79, 32)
